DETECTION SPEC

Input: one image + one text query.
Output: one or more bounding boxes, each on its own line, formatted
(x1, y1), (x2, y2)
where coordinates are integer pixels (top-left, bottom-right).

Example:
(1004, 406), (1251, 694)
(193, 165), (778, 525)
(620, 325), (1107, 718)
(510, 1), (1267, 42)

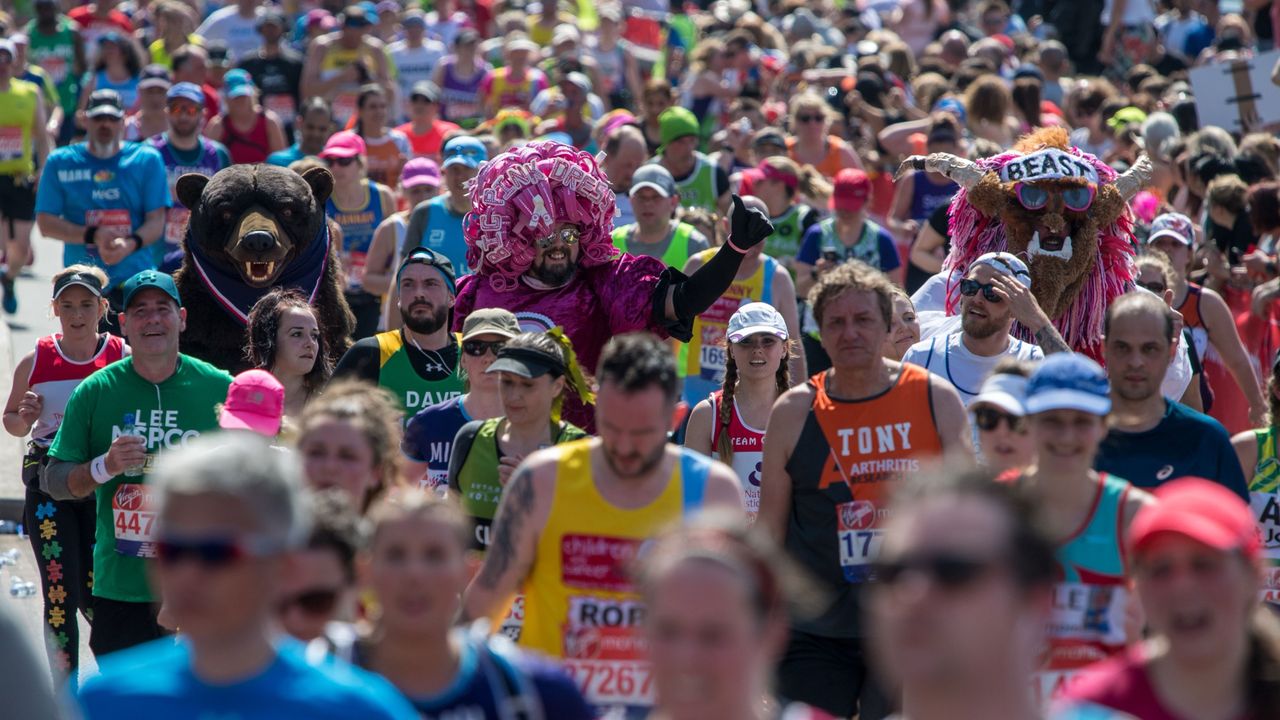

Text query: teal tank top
(1057, 473), (1129, 582)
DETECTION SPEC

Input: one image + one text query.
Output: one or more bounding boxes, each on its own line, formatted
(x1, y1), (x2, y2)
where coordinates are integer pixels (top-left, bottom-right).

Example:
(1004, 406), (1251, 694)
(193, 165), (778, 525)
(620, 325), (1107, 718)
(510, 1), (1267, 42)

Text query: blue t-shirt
(353, 632), (592, 720)
(74, 637), (418, 720)
(418, 193), (471, 276)
(266, 143), (307, 168)
(37, 142), (171, 288)
(403, 394), (471, 491)
(1094, 400), (1248, 501)
(797, 219), (901, 273)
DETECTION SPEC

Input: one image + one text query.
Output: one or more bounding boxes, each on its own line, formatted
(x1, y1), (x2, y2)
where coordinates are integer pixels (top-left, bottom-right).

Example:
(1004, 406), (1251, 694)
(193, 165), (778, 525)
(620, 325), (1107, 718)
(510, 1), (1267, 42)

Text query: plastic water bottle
(0, 548), (18, 567)
(0, 520), (17, 534)
(8, 576), (35, 598)
(122, 413), (144, 477)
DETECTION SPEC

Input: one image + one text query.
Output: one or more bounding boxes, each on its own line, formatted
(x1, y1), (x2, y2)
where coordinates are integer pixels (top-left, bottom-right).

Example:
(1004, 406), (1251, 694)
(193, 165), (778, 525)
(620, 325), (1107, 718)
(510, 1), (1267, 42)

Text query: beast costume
(452, 141), (773, 429)
(903, 128), (1152, 359)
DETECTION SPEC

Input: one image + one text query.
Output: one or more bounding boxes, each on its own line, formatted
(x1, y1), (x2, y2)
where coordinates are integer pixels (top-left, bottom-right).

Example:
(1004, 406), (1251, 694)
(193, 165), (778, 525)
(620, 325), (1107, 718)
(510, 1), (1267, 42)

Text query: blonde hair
(363, 486), (469, 550)
(787, 92), (837, 130)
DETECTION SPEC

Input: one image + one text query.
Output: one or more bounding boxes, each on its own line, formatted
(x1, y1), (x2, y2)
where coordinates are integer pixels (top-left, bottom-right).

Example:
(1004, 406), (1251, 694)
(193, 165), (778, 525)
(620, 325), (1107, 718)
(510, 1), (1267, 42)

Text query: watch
(83, 225), (97, 247)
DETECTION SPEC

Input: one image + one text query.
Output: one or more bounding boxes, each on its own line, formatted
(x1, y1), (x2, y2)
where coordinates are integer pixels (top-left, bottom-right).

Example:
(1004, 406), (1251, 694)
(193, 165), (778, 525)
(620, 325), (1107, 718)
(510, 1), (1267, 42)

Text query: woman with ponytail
(448, 330), (590, 554)
(738, 156), (826, 265)
(684, 303), (791, 522)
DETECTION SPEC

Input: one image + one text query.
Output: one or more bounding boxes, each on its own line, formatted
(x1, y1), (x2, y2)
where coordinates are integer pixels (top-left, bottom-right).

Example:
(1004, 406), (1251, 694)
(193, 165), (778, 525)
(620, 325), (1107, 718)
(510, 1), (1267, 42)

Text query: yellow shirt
(0, 79), (40, 176)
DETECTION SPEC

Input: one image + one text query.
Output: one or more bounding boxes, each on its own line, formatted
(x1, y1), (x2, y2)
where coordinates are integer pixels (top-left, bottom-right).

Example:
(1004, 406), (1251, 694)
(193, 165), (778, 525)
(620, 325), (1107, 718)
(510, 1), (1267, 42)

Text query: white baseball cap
(970, 373), (1028, 417)
(1147, 212), (1195, 246)
(971, 251), (1032, 289)
(727, 302), (788, 343)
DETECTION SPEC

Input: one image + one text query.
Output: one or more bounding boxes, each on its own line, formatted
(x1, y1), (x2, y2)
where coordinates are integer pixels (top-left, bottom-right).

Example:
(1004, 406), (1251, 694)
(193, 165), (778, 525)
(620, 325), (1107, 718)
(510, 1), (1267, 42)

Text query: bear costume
(173, 164), (354, 373)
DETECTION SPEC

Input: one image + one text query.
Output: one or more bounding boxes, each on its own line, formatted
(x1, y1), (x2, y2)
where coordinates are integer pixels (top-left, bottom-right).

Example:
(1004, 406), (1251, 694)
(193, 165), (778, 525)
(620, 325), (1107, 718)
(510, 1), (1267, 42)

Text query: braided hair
(715, 339), (792, 464)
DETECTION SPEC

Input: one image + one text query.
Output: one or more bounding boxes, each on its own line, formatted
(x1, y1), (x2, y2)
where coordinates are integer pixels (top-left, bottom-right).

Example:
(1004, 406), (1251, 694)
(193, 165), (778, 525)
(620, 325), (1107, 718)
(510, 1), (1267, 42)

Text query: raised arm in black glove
(664, 194), (774, 326)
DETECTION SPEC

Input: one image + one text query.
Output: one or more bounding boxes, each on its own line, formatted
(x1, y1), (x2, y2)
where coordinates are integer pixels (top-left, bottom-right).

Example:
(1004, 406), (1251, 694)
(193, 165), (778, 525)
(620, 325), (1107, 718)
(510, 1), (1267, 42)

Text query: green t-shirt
(25, 18), (80, 116)
(48, 355), (233, 603)
(450, 417), (586, 551)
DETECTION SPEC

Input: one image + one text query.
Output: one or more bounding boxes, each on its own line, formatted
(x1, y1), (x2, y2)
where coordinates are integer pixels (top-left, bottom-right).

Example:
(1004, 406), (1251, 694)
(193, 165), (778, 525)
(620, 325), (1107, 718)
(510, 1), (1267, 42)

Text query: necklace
(406, 331), (450, 375)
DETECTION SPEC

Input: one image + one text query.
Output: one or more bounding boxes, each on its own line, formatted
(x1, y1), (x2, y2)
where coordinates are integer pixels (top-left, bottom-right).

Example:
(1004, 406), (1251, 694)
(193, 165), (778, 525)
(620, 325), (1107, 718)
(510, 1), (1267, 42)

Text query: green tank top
(762, 204), (811, 260)
(675, 153), (718, 212)
(373, 330), (465, 416)
(612, 222), (695, 269)
(25, 19), (79, 115)
(1250, 427), (1280, 604)
(456, 417), (586, 551)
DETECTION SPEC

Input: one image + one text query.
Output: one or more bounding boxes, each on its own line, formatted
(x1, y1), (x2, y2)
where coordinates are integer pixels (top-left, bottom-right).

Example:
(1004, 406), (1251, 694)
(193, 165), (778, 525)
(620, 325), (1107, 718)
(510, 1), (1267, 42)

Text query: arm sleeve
(330, 339), (383, 384)
(447, 421), (483, 493)
(40, 458), (78, 501)
(796, 224), (822, 265)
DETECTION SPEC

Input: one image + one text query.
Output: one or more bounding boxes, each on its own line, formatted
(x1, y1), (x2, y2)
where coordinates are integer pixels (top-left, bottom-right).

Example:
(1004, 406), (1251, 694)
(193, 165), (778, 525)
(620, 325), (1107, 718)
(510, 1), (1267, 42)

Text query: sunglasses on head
(973, 406), (1025, 432)
(536, 226), (581, 250)
(155, 535), (272, 569)
(326, 156), (358, 167)
(959, 278), (1002, 303)
(1014, 182), (1096, 213)
(872, 552), (1000, 590)
(279, 587), (341, 616)
(463, 339), (506, 357)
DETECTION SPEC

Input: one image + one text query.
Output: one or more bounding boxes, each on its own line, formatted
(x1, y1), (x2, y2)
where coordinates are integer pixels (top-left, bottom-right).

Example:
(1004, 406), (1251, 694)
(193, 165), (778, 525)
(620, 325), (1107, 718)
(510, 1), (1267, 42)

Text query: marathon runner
(0, 37), (49, 316)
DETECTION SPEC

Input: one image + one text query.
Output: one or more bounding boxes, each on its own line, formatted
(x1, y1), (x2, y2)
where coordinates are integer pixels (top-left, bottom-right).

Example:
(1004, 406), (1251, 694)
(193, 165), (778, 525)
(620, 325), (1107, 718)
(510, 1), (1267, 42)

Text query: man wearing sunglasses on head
(74, 433), (417, 719)
(333, 248), (464, 419)
(868, 469), (1057, 720)
(1094, 291), (1249, 500)
(903, 252), (1069, 408)
(148, 82), (231, 271)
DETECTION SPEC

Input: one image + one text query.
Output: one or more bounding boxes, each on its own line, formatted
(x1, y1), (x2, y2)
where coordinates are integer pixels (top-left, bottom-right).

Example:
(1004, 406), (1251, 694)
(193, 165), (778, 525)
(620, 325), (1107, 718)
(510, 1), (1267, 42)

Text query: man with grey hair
(74, 433), (417, 719)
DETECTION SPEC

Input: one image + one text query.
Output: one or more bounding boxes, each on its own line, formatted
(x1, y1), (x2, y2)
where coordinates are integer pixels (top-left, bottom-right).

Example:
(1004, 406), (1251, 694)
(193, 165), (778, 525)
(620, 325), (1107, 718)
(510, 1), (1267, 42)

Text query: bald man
(603, 124), (648, 228)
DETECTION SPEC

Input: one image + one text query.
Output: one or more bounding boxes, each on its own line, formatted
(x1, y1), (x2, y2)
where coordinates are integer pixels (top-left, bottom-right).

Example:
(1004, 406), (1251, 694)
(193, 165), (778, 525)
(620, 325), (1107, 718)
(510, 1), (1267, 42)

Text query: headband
(997, 147), (1100, 185)
(758, 162), (798, 191)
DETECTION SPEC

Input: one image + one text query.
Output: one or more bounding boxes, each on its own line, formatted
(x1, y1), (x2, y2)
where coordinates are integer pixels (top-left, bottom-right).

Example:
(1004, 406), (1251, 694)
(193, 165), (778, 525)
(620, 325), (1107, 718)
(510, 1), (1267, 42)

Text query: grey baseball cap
(629, 164), (677, 198)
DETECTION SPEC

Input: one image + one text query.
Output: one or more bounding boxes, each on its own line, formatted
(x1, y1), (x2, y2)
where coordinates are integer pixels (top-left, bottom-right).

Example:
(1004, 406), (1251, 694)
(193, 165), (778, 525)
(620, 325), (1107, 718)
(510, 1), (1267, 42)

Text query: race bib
(86, 208), (132, 241)
(112, 482), (157, 558)
(1037, 581), (1129, 703)
(0, 127), (23, 161)
(497, 594), (524, 641)
(164, 207), (190, 246)
(263, 94), (297, 120)
(561, 595), (653, 710)
(38, 55), (68, 83)
(837, 500), (883, 583)
(345, 250), (367, 288)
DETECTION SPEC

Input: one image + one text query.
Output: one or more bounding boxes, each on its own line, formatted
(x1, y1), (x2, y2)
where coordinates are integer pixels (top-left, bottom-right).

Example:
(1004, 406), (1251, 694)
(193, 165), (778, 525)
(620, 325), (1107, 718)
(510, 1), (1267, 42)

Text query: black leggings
(22, 445), (96, 682)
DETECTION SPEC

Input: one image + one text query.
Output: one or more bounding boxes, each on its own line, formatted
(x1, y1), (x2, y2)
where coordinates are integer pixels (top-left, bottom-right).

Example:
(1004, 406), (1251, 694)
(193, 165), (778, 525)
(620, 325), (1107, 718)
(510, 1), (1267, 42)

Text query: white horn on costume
(1114, 154), (1154, 201)
(895, 153), (985, 189)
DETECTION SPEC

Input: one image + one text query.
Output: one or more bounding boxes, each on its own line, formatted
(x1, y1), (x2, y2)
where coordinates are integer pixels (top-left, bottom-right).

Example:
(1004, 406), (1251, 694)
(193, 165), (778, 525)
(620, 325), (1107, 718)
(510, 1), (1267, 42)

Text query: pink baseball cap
(219, 370), (285, 437)
(401, 157), (441, 189)
(319, 131), (366, 159)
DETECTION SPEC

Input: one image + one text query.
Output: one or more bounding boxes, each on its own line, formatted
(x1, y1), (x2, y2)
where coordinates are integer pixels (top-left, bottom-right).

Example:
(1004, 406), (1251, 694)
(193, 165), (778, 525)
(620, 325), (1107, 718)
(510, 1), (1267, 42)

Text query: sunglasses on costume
(536, 226), (581, 250)
(872, 551), (1001, 590)
(1014, 182), (1096, 213)
(973, 406), (1025, 433)
(959, 278), (1003, 303)
(155, 534), (276, 569)
(462, 339), (506, 357)
(279, 587), (342, 616)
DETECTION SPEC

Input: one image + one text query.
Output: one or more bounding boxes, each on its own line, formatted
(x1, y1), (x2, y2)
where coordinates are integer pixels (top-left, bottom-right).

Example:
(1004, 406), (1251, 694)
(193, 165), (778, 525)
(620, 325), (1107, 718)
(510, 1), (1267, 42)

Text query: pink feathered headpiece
(464, 141), (619, 292)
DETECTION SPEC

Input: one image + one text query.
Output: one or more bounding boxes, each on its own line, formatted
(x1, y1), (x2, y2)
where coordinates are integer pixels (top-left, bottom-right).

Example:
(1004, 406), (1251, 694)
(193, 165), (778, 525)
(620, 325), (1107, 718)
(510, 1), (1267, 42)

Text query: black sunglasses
(462, 339), (506, 357)
(326, 156), (358, 167)
(279, 587), (341, 616)
(959, 278), (1002, 303)
(796, 114), (826, 124)
(155, 536), (266, 569)
(872, 552), (999, 590)
(974, 406), (1025, 433)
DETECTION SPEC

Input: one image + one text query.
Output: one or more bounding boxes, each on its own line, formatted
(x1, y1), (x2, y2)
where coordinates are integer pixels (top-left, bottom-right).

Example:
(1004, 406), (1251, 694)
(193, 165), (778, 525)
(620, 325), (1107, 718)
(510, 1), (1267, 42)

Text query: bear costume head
(902, 127), (1153, 354)
(173, 164), (353, 374)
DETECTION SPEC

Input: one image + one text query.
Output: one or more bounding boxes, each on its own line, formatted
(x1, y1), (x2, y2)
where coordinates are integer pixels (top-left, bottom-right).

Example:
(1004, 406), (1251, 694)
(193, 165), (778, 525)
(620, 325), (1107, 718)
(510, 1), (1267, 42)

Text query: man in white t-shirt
(196, 0), (262, 62)
(902, 252), (1068, 405)
(388, 11), (446, 122)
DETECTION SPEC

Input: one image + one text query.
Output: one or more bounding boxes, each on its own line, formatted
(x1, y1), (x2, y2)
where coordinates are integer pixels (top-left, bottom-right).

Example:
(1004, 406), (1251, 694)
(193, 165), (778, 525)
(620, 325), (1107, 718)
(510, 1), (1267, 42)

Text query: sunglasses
(167, 104), (201, 118)
(536, 226), (581, 250)
(872, 552), (999, 590)
(796, 114), (826, 124)
(155, 535), (272, 569)
(1014, 182), (1096, 213)
(279, 587), (341, 616)
(1137, 280), (1167, 294)
(463, 339), (506, 357)
(973, 406), (1025, 432)
(326, 156), (358, 167)
(959, 278), (1002, 303)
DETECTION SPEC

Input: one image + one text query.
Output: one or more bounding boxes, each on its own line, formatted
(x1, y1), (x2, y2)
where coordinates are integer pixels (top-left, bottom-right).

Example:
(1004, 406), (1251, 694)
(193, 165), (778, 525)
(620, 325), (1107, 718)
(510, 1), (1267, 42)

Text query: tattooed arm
(461, 456), (551, 625)
(1033, 323), (1072, 356)
(989, 273), (1071, 355)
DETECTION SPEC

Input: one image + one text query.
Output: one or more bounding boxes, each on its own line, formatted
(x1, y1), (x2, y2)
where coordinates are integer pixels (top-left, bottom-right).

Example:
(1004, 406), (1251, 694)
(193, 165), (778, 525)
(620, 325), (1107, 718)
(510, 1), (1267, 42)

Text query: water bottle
(9, 576), (35, 598)
(121, 413), (144, 477)
(0, 520), (17, 534)
(0, 548), (18, 567)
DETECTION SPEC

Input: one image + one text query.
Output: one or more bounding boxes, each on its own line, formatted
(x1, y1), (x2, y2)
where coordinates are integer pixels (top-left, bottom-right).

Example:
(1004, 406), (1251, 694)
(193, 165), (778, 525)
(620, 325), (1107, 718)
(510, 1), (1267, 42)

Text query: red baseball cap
(831, 168), (871, 212)
(1129, 477), (1260, 561)
(319, 131), (366, 159)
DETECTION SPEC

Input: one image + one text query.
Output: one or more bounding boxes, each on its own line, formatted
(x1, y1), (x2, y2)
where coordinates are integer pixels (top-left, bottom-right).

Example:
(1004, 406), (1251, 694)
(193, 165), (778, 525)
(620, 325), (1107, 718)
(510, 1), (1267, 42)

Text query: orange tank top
(786, 134), (849, 179)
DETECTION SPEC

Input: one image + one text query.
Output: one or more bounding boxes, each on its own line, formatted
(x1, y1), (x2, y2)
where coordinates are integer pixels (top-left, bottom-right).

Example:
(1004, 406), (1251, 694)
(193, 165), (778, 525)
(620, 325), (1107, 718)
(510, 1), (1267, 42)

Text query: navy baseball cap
(396, 247), (456, 294)
(122, 270), (182, 309)
(1025, 353), (1111, 416)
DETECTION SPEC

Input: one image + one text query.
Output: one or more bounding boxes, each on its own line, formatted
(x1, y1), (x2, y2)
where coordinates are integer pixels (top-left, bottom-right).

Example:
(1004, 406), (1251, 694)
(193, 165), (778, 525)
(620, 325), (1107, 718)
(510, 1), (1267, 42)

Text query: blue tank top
(417, 194), (470, 276)
(907, 170), (958, 223)
(94, 70), (138, 111)
(326, 180), (386, 291)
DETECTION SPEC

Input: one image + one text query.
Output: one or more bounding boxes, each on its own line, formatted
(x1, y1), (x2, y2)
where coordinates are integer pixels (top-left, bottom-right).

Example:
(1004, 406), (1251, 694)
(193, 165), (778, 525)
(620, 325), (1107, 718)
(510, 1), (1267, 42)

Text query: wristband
(83, 226), (97, 247)
(90, 453), (113, 484)
(725, 235), (749, 254)
(127, 233), (143, 251)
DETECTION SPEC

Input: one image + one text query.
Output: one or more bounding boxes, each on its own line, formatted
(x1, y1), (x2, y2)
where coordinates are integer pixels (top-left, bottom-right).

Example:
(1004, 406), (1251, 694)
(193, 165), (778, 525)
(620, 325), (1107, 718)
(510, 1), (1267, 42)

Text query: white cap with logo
(727, 302), (789, 343)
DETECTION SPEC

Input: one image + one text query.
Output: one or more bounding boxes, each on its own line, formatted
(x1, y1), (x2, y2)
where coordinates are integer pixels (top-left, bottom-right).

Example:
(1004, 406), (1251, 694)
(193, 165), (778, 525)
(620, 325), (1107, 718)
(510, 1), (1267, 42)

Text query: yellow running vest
(516, 439), (710, 712)
(0, 79), (39, 176)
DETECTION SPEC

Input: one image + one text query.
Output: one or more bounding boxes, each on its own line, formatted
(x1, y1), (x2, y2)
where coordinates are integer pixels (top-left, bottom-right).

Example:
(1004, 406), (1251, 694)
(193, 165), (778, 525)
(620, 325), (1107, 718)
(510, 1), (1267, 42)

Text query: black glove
(728, 194), (773, 252)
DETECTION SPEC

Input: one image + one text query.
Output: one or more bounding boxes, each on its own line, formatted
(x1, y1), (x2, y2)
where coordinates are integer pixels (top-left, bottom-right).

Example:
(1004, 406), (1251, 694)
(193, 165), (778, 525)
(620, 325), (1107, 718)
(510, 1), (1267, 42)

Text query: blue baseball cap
(1025, 353), (1111, 416)
(441, 136), (488, 169)
(933, 96), (967, 126)
(122, 270), (182, 309)
(167, 81), (204, 105)
(223, 69), (255, 98)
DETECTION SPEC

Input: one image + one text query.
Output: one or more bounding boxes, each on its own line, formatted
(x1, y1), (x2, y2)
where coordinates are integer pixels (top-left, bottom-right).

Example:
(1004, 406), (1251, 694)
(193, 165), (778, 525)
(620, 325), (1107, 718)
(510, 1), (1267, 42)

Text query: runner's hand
(104, 435), (146, 476)
(728, 194), (773, 251)
(989, 273), (1051, 333)
(497, 455), (525, 487)
(16, 391), (42, 426)
(97, 236), (133, 266)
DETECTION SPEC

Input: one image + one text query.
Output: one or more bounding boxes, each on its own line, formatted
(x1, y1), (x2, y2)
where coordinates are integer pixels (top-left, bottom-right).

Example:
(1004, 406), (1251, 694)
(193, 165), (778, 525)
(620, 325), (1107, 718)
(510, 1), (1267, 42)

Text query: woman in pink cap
(322, 130), (397, 341)
(1056, 477), (1280, 720)
(363, 157), (442, 330)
